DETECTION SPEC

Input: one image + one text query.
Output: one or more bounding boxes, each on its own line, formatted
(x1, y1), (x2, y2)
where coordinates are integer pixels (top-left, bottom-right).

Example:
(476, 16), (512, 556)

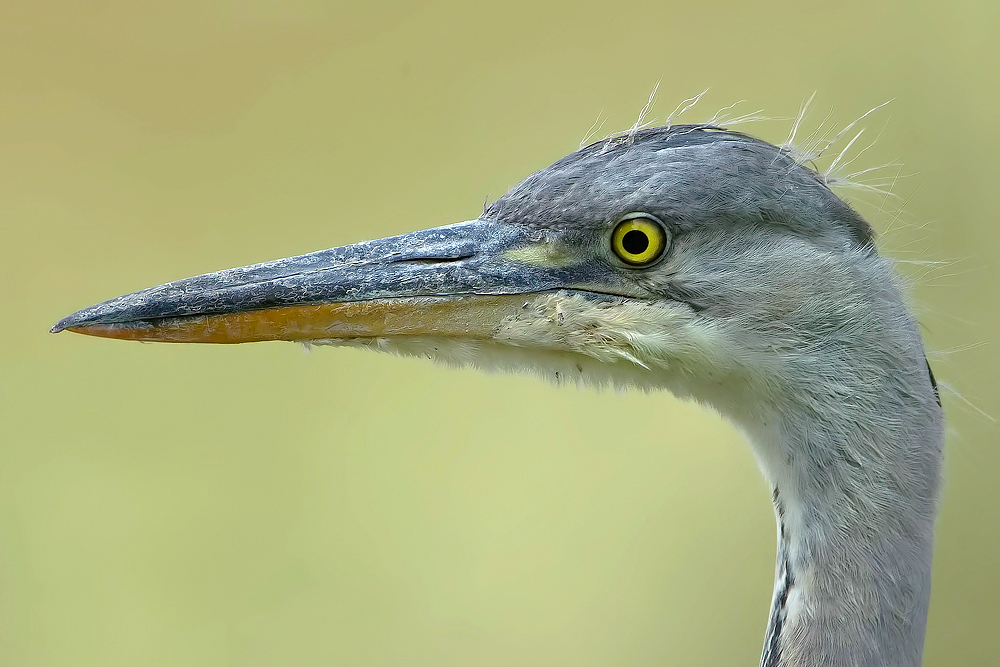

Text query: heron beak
(51, 220), (583, 344)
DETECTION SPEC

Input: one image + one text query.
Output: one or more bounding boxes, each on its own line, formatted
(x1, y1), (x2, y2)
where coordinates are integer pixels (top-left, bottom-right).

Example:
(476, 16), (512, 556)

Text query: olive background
(2, 2), (997, 665)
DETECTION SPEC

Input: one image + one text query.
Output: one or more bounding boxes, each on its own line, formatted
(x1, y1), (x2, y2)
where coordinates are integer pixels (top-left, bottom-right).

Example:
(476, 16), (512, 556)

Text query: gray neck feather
(740, 302), (943, 666)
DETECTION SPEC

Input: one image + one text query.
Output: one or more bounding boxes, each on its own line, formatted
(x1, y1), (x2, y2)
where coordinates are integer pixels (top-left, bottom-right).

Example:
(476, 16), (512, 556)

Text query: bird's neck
(745, 369), (943, 667)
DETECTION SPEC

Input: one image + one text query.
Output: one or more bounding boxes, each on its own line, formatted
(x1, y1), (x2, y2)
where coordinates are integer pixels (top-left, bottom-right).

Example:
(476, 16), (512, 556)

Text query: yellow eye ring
(611, 215), (668, 266)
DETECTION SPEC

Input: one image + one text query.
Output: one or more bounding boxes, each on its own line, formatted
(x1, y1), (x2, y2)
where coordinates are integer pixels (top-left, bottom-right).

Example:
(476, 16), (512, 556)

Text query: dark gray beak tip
(51, 311), (85, 334)
(52, 305), (109, 334)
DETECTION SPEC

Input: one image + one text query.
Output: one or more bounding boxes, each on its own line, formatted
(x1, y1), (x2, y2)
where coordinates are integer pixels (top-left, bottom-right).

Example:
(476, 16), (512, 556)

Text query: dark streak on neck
(925, 357), (941, 408)
(761, 488), (794, 667)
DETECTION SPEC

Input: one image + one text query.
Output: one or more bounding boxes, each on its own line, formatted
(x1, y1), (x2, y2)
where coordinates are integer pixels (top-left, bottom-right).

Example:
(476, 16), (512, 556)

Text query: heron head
(54, 125), (906, 420)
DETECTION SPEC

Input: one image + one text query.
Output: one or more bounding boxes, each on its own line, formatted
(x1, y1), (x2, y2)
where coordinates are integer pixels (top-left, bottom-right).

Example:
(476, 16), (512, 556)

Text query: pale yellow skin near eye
(611, 217), (667, 265)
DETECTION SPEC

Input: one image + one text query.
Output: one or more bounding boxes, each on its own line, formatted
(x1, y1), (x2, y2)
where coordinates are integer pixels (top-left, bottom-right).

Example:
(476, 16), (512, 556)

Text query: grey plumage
(53, 124), (944, 667)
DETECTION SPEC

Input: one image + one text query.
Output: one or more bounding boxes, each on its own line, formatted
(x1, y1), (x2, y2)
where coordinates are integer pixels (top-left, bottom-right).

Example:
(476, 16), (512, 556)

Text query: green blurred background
(2, 1), (997, 665)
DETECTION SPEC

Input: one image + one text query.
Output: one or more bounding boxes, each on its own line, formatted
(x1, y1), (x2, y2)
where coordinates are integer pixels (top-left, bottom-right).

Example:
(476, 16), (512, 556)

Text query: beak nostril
(389, 253), (475, 265)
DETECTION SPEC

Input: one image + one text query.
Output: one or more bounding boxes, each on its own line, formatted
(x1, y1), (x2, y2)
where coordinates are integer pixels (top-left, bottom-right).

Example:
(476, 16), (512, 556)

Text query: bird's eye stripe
(611, 216), (667, 266)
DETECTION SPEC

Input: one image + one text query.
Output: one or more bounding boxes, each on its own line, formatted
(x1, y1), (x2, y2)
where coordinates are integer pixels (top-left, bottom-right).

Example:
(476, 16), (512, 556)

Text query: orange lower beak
(65, 295), (529, 344)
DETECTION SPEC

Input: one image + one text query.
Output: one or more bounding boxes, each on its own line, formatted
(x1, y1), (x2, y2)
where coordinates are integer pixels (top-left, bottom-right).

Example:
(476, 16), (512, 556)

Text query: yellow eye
(611, 215), (668, 266)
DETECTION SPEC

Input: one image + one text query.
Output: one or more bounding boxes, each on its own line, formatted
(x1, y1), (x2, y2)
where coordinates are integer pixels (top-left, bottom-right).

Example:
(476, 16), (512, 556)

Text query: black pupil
(621, 229), (649, 255)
